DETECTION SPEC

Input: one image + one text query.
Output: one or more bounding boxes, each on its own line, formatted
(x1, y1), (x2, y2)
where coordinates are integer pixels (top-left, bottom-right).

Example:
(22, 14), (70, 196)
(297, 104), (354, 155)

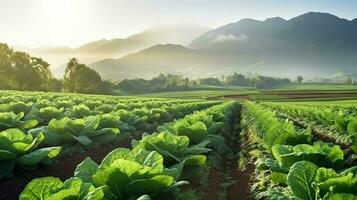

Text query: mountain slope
(190, 12), (357, 54)
(16, 23), (211, 77)
(89, 44), (260, 80)
(90, 12), (357, 80)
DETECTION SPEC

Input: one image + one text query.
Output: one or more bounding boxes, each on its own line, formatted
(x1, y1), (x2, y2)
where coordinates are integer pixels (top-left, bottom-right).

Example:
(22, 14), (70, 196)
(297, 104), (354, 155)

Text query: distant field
(137, 86), (259, 99)
(124, 83), (357, 101)
(266, 83), (357, 92)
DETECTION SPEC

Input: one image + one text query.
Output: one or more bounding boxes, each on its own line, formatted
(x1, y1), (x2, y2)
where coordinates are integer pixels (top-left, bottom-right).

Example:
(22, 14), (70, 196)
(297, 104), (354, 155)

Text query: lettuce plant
(0, 128), (61, 178)
(69, 104), (98, 118)
(64, 148), (186, 200)
(1, 102), (33, 114)
(286, 161), (357, 200)
(93, 149), (186, 199)
(20, 177), (105, 200)
(25, 106), (65, 124)
(131, 132), (208, 178)
(0, 112), (38, 131)
(272, 142), (344, 169)
(29, 116), (119, 146)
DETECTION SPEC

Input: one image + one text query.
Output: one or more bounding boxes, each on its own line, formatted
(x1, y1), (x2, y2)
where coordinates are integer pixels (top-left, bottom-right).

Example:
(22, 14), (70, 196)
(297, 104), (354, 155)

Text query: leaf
(287, 161), (318, 200)
(318, 173), (357, 197)
(75, 157), (98, 183)
(19, 177), (64, 200)
(47, 177), (83, 200)
(328, 193), (357, 200)
(126, 175), (174, 196)
(72, 135), (92, 146)
(0, 149), (16, 161)
(92, 161), (133, 198)
(17, 146), (62, 166)
(98, 148), (134, 169)
(256, 158), (288, 173)
(347, 119), (357, 135)
(314, 167), (338, 183)
(270, 172), (288, 185)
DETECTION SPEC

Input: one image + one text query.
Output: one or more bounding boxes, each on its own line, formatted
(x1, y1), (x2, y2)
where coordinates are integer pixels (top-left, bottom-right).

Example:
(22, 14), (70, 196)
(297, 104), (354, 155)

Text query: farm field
(133, 84), (357, 102)
(135, 86), (259, 99)
(3, 1), (357, 199)
(0, 90), (356, 200)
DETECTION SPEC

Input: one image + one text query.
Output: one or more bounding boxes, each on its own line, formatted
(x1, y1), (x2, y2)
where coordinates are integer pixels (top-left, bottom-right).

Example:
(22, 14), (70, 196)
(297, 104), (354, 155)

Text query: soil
(203, 164), (226, 200)
(228, 164), (254, 200)
(0, 137), (132, 200)
(182, 104), (253, 200)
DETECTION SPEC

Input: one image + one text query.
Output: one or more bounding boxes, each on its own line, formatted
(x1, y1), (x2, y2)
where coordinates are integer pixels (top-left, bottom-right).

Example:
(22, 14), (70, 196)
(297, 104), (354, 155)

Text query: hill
(90, 12), (357, 80)
(188, 12), (357, 76)
(89, 44), (260, 80)
(15, 23), (210, 77)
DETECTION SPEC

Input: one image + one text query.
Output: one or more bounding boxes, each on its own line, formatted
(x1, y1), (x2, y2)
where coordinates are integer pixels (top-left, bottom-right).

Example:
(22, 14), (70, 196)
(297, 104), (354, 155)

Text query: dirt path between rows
(196, 104), (253, 200)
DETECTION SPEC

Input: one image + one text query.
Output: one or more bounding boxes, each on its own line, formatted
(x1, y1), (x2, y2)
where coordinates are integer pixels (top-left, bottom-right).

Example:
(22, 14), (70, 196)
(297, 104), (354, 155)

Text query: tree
(225, 73), (252, 86)
(48, 78), (63, 92)
(297, 75), (303, 84)
(63, 58), (104, 94)
(345, 77), (353, 85)
(0, 43), (53, 91)
(198, 77), (222, 86)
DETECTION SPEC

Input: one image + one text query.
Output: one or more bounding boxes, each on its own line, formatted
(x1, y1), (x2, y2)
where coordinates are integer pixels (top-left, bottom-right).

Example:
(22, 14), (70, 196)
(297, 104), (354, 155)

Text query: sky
(0, 0), (356, 48)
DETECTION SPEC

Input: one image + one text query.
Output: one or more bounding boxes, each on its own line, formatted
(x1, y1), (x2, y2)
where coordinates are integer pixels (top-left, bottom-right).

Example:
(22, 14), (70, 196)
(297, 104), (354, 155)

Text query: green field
(1, 89), (357, 200)
(266, 83), (357, 92)
(136, 85), (259, 99)
(133, 83), (357, 103)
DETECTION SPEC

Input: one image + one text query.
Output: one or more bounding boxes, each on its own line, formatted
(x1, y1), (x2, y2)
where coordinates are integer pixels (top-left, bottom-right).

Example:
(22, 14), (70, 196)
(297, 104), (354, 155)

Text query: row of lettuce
(19, 101), (239, 200)
(243, 102), (357, 200)
(0, 92), (218, 180)
(263, 102), (357, 152)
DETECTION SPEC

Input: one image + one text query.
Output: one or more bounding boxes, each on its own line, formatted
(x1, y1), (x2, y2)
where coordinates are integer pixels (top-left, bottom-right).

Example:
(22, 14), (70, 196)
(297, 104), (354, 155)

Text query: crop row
(18, 101), (239, 200)
(242, 102), (357, 200)
(0, 92), (218, 180)
(263, 103), (357, 152)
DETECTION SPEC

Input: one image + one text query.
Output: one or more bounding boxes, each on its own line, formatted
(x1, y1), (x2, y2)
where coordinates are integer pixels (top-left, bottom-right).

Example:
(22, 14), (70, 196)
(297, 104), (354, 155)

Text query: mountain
(188, 12), (357, 76)
(89, 12), (357, 80)
(190, 12), (357, 53)
(16, 23), (210, 77)
(89, 44), (262, 80)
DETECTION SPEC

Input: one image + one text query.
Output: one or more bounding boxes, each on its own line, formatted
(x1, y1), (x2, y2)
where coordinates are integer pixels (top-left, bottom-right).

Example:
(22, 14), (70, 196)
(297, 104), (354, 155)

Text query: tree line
(116, 73), (291, 93)
(1, 42), (293, 95)
(0, 43), (112, 94)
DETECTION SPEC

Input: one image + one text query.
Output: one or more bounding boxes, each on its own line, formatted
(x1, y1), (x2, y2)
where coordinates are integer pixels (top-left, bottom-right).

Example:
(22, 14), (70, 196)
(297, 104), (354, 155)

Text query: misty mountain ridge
(89, 12), (357, 81)
(14, 23), (210, 76)
(14, 12), (357, 80)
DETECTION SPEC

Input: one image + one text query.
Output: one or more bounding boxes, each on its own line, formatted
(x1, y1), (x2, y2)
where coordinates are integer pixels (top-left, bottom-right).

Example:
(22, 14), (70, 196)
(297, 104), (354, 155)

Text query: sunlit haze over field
(0, 0), (356, 47)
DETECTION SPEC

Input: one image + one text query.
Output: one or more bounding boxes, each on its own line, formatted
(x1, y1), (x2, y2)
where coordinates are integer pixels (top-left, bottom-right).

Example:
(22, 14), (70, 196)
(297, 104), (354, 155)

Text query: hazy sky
(0, 0), (356, 47)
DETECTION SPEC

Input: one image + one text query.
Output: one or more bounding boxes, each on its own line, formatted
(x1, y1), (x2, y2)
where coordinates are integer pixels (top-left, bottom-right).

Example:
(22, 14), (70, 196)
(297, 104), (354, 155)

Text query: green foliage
(272, 142), (344, 169)
(18, 99), (235, 199)
(0, 112), (38, 131)
(20, 177), (105, 200)
(63, 58), (113, 94)
(245, 101), (357, 200)
(0, 128), (61, 178)
(29, 116), (119, 146)
(0, 43), (54, 91)
(25, 106), (64, 124)
(287, 161), (318, 200)
(244, 102), (312, 150)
